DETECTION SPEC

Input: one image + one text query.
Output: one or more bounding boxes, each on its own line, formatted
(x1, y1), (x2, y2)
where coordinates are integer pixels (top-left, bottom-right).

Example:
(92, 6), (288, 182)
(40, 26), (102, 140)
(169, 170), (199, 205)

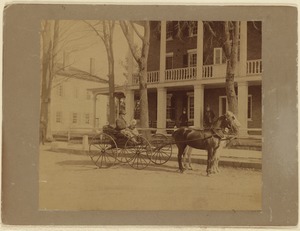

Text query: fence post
(82, 135), (89, 151)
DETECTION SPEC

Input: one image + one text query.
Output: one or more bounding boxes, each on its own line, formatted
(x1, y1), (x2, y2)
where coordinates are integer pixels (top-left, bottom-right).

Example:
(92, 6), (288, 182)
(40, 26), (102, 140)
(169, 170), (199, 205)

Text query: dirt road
(39, 145), (262, 211)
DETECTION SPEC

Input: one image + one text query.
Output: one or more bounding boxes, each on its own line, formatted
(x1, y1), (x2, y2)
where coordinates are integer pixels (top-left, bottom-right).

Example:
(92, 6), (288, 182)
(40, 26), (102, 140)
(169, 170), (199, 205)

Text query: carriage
(88, 125), (173, 170)
(88, 111), (240, 175)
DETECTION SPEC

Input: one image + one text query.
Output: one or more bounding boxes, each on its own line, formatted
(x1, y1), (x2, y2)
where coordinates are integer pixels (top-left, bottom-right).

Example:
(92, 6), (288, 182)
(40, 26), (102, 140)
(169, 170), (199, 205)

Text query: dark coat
(204, 110), (215, 127)
(179, 113), (188, 127)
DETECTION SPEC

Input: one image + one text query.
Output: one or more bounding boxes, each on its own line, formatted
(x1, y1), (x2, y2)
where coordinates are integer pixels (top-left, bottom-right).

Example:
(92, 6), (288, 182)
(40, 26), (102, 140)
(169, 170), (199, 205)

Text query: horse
(172, 111), (240, 176)
(183, 135), (233, 172)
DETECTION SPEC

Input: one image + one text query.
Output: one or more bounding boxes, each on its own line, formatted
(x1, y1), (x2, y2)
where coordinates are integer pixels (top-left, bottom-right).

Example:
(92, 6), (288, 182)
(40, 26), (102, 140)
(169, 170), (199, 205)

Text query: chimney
(90, 58), (95, 75)
(63, 51), (70, 70)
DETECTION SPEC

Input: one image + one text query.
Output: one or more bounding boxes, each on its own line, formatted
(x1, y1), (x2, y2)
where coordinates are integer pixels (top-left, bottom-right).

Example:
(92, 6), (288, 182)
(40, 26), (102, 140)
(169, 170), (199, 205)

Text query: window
(72, 113), (78, 124)
(74, 88), (79, 98)
(85, 113), (90, 124)
(166, 53), (173, 70)
(166, 94), (173, 120)
(248, 95), (252, 120)
(56, 111), (62, 123)
(219, 95), (252, 119)
(188, 49), (197, 67)
(187, 93), (194, 120)
(57, 84), (63, 97)
(166, 21), (173, 40)
(219, 96), (228, 116)
(189, 21), (197, 37)
(214, 47), (223, 65)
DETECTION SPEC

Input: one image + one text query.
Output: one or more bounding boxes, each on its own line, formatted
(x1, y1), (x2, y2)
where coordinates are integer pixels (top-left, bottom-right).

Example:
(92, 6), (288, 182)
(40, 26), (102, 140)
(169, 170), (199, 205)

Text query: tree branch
(120, 20), (141, 64)
(83, 20), (105, 44)
(223, 21), (232, 59)
(204, 21), (217, 37)
(129, 21), (144, 40)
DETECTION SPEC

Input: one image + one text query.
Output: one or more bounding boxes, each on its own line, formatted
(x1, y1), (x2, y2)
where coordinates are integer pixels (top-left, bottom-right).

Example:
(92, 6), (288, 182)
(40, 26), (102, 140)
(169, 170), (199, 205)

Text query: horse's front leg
(183, 148), (187, 169)
(210, 149), (218, 174)
(187, 147), (193, 170)
(178, 147), (186, 173)
(206, 148), (213, 176)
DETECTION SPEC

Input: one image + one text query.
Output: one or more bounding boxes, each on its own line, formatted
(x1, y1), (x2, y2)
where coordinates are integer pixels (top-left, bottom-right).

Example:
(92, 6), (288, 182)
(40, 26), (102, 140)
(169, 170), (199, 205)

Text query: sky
(54, 20), (142, 86)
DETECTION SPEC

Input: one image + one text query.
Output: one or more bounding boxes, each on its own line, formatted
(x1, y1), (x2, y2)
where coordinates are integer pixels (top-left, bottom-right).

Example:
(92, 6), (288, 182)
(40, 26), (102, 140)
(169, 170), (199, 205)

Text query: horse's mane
(211, 115), (226, 130)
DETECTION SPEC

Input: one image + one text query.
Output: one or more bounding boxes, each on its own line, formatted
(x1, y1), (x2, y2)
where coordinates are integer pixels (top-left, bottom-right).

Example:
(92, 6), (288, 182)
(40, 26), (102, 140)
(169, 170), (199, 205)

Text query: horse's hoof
(177, 169), (184, 173)
(206, 173), (210, 177)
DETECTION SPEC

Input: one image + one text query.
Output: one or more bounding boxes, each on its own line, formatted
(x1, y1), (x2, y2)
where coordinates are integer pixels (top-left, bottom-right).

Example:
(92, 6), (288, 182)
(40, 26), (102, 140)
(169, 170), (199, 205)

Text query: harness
(173, 114), (236, 144)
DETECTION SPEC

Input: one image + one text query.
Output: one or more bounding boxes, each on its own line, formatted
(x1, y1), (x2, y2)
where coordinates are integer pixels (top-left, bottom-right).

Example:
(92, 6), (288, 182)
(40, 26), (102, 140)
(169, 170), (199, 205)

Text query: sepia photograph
(2, 3), (298, 225)
(39, 20), (262, 211)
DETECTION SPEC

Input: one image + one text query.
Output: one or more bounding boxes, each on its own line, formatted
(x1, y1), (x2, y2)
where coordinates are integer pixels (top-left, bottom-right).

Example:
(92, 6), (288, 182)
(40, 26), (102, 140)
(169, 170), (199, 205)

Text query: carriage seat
(102, 125), (128, 141)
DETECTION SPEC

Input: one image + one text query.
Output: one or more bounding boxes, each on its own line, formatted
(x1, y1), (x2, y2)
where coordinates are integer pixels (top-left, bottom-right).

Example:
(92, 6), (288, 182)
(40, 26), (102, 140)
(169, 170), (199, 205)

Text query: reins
(169, 132), (235, 144)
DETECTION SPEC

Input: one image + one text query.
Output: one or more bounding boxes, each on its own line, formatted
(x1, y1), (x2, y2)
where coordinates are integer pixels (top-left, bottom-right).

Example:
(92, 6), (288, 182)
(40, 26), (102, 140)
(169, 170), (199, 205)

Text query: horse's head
(222, 111), (241, 134)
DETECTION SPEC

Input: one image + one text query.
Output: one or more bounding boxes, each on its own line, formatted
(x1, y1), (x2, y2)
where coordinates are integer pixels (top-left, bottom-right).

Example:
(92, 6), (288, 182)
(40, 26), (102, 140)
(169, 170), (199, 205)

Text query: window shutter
(61, 84), (65, 97)
(70, 112), (73, 125)
(183, 54), (188, 67)
(78, 113), (81, 124)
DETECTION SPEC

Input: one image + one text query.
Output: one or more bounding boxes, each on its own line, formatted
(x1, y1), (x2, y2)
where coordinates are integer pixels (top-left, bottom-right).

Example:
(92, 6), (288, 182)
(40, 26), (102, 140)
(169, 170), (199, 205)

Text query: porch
(128, 83), (262, 136)
(132, 59), (262, 85)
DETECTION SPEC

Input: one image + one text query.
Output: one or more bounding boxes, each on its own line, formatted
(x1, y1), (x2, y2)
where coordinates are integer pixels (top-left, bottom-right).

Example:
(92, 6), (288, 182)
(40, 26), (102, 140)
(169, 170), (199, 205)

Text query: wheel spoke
(88, 133), (117, 168)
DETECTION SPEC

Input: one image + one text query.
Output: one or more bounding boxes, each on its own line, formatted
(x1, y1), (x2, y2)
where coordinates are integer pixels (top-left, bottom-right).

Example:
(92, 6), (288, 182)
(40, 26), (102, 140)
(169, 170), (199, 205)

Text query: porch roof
(87, 85), (126, 96)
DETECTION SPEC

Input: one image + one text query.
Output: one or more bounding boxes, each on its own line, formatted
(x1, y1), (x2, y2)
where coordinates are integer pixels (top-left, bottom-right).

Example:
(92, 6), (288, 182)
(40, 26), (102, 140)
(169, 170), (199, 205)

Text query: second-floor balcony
(132, 59), (262, 85)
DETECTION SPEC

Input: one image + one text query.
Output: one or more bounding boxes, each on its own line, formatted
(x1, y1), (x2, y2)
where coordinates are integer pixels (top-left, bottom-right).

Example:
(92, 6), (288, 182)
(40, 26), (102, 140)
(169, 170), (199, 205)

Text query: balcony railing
(247, 59), (262, 75)
(147, 71), (160, 83)
(202, 65), (213, 78)
(133, 71), (160, 85)
(132, 59), (262, 85)
(165, 67), (197, 81)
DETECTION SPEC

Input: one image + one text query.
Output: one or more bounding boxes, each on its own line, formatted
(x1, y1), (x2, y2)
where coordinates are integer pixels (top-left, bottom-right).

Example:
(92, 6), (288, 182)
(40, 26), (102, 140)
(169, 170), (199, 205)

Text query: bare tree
(84, 20), (116, 125)
(41, 20), (102, 140)
(40, 20), (60, 140)
(120, 21), (150, 134)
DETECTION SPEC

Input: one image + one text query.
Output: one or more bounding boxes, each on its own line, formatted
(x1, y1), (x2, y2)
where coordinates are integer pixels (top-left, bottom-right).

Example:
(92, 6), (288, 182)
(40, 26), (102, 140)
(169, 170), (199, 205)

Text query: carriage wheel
(88, 133), (117, 168)
(124, 136), (152, 170)
(115, 148), (129, 164)
(150, 133), (173, 165)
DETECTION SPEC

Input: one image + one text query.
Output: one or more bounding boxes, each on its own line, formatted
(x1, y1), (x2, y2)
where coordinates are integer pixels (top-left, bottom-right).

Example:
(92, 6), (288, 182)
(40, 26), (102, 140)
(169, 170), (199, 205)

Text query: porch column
(159, 20), (166, 83)
(125, 89), (135, 122)
(238, 81), (248, 136)
(239, 21), (247, 77)
(196, 21), (203, 80)
(194, 84), (204, 128)
(157, 87), (167, 132)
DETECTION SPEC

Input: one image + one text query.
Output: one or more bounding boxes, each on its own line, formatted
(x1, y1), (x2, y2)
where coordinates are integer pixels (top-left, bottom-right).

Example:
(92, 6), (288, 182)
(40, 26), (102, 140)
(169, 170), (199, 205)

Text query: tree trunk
(107, 26), (116, 126)
(139, 22), (150, 138)
(41, 21), (52, 140)
(99, 20), (116, 126)
(46, 100), (53, 140)
(120, 21), (150, 137)
(225, 64), (238, 115)
(138, 60), (149, 137)
(224, 21), (239, 115)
